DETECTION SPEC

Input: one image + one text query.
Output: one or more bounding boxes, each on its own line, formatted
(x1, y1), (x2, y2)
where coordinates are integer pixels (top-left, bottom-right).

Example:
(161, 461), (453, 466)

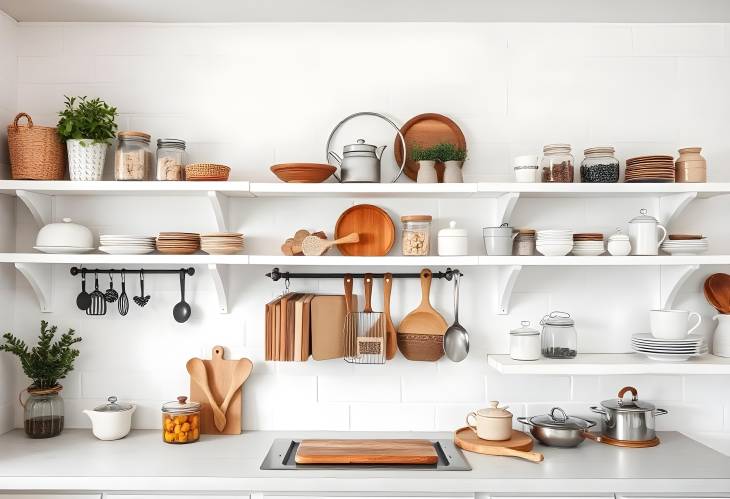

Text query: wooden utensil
(310, 294), (356, 360)
(454, 427), (544, 463)
(394, 113), (466, 182)
(345, 274), (385, 364)
(301, 232), (359, 256)
(706, 273), (730, 314)
(295, 439), (438, 465)
(397, 269), (448, 361)
(219, 358), (253, 428)
(186, 357), (226, 431)
(342, 274), (357, 358)
(335, 204), (395, 256)
(383, 272), (397, 360)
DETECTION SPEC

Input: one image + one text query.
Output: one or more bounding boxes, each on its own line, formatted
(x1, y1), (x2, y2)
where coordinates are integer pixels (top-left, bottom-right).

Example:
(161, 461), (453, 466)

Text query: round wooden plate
(394, 113), (466, 182)
(454, 427), (534, 452)
(334, 204), (395, 256)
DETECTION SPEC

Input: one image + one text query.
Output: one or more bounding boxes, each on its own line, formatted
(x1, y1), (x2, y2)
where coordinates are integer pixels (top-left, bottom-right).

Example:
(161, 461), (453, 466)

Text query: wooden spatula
(186, 358), (226, 431)
(302, 232), (359, 256)
(216, 358), (253, 431)
(383, 272), (397, 360)
(398, 269), (448, 335)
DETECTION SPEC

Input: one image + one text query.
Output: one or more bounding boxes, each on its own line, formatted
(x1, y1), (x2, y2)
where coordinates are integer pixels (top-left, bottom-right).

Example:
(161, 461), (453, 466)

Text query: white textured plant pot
(67, 139), (107, 181)
(416, 160), (438, 183)
(443, 160), (464, 183)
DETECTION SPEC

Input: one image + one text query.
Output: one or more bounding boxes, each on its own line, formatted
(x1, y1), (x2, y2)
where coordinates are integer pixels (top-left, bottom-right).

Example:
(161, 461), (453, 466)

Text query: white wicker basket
(67, 139), (107, 181)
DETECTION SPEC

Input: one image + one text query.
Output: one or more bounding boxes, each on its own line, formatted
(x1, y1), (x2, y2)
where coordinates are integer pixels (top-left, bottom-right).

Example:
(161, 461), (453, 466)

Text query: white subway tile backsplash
(350, 403), (435, 431)
(633, 25), (726, 56)
(318, 376), (401, 403)
(655, 402), (725, 432)
(402, 375), (485, 403)
(684, 375), (730, 404)
(486, 371), (572, 402)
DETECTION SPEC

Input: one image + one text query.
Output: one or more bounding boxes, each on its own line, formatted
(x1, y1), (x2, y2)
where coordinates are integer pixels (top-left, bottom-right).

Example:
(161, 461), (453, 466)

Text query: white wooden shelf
(478, 255), (730, 265)
(0, 253), (249, 265)
(488, 354), (730, 375)
(477, 182), (730, 198)
(248, 255), (479, 266)
(249, 182), (478, 197)
(0, 180), (253, 196)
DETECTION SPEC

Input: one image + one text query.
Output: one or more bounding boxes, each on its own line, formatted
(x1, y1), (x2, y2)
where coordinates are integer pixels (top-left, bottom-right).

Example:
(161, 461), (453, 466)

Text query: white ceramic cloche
(35, 218), (94, 250)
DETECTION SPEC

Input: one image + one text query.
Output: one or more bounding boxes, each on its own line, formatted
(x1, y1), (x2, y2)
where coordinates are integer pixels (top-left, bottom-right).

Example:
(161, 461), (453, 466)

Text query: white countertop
(2, 430), (730, 493)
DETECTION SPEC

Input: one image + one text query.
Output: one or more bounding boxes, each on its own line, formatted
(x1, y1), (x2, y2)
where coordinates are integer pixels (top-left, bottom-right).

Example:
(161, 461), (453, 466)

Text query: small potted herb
(433, 142), (467, 183)
(411, 143), (439, 183)
(57, 96), (118, 181)
(1, 321), (82, 438)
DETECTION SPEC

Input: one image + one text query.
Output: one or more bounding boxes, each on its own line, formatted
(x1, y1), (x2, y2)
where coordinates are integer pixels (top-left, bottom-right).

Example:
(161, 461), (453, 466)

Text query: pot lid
(510, 320), (539, 336)
(608, 227), (630, 241)
(438, 221), (467, 237)
(543, 143), (572, 153)
(529, 407), (595, 430)
(540, 311), (574, 326)
(344, 139), (377, 154)
(93, 395), (133, 412)
(601, 386), (656, 412)
(630, 208), (659, 224)
(478, 401), (512, 418)
(401, 215), (432, 223)
(162, 395), (201, 413)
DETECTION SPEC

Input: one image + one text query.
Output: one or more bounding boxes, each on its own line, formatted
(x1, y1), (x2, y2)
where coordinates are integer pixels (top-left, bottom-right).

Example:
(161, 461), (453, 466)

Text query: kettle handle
(325, 111), (407, 183)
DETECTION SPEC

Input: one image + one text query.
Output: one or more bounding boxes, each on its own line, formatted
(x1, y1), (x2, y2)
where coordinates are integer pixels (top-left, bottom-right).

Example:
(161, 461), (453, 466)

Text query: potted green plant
(57, 95), (118, 181)
(433, 142), (467, 183)
(411, 143), (440, 183)
(1, 321), (82, 438)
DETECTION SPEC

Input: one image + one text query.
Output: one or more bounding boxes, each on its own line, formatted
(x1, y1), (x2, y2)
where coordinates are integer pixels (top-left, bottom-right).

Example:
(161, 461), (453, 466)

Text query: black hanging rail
(70, 267), (195, 276)
(265, 267), (462, 281)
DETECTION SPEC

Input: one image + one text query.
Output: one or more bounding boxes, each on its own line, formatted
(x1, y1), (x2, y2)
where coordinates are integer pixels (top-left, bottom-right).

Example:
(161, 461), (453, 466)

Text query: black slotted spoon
(86, 271), (107, 316)
(118, 270), (129, 316)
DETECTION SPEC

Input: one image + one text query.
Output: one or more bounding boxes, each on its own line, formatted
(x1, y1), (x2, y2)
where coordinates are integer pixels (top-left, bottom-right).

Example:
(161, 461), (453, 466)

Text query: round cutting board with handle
(397, 269), (448, 361)
(454, 427), (544, 463)
(335, 204), (395, 256)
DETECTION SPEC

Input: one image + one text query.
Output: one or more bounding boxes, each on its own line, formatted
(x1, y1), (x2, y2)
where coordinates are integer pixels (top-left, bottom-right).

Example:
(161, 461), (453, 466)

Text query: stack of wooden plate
(156, 232), (201, 255)
(572, 233), (605, 256)
(201, 233), (244, 255)
(625, 155), (675, 183)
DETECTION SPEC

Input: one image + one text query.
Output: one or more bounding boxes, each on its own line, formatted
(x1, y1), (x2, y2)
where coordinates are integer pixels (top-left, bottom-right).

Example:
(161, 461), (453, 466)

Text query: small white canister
(438, 221), (468, 256)
(513, 155), (540, 183)
(510, 321), (541, 361)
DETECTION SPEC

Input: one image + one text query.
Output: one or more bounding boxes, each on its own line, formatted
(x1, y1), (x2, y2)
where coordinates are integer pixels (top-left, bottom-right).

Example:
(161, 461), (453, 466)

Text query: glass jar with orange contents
(161, 396), (200, 444)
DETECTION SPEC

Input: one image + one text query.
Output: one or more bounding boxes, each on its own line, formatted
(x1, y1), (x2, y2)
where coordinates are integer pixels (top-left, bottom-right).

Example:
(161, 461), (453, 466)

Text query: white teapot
(628, 209), (667, 256)
(83, 396), (135, 441)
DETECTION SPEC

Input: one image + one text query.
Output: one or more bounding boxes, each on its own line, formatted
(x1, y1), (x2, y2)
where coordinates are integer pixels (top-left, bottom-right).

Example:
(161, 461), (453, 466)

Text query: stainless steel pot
(517, 407), (596, 447)
(590, 386), (668, 442)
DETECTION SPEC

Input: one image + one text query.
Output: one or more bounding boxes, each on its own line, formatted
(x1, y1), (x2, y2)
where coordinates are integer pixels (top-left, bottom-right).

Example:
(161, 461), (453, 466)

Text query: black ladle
(173, 269), (191, 323)
(76, 269), (91, 310)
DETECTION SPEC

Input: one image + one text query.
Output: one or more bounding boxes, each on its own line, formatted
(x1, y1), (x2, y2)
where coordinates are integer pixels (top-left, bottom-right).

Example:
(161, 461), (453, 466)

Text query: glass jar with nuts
(401, 215), (432, 256)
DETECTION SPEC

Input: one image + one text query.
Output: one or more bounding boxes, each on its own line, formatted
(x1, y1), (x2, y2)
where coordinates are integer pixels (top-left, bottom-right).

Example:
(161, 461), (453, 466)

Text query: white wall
(8, 22), (730, 434)
(0, 10), (17, 434)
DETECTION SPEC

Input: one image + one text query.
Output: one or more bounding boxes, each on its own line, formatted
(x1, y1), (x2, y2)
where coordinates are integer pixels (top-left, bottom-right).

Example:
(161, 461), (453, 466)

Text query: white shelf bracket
(207, 191), (230, 232)
(659, 264), (700, 310)
(493, 192), (520, 226)
(496, 265), (522, 315)
(657, 192), (697, 225)
(208, 264), (229, 314)
(14, 263), (52, 312)
(16, 190), (53, 227)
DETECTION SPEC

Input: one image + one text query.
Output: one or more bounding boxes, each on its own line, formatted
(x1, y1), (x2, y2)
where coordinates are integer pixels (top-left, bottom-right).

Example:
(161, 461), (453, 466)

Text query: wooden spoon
(707, 274), (730, 314)
(218, 358), (253, 431)
(398, 269), (448, 336)
(704, 279), (724, 313)
(383, 272), (397, 360)
(301, 232), (359, 256)
(471, 445), (544, 463)
(186, 358), (226, 432)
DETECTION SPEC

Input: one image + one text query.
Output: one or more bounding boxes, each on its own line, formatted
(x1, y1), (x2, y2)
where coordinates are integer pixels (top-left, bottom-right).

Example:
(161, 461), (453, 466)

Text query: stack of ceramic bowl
(661, 234), (708, 255)
(200, 233), (244, 255)
(631, 333), (707, 362)
(536, 230), (573, 256)
(571, 233), (605, 256)
(156, 232), (201, 255)
(625, 155), (675, 183)
(99, 235), (156, 255)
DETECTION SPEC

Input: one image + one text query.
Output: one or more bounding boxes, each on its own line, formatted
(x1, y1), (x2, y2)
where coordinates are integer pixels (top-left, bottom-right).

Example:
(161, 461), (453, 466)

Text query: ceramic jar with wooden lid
(675, 147), (706, 183)
(466, 401), (513, 440)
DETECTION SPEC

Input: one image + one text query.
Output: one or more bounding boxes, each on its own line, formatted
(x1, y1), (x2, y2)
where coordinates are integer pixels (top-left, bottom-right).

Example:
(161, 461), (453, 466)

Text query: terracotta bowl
(270, 163), (337, 183)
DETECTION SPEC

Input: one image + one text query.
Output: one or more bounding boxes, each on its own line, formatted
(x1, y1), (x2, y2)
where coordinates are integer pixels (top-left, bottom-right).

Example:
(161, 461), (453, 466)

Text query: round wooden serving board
(335, 204), (395, 256)
(454, 427), (534, 452)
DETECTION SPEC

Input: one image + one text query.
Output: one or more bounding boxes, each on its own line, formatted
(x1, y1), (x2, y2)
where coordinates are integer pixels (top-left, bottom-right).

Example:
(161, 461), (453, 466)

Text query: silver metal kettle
(328, 139), (386, 183)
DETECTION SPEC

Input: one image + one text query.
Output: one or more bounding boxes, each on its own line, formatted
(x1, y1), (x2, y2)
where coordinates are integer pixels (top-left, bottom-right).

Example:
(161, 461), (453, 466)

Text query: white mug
(650, 309), (702, 340)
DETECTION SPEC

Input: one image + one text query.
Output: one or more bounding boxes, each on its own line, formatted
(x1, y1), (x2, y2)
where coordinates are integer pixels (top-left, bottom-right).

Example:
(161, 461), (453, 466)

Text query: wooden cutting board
(454, 427), (534, 452)
(310, 295), (358, 360)
(295, 439), (438, 464)
(189, 346), (248, 435)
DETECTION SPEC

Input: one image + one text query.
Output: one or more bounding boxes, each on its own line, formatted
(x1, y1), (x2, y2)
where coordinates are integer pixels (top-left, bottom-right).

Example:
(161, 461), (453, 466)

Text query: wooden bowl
(270, 163), (336, 183)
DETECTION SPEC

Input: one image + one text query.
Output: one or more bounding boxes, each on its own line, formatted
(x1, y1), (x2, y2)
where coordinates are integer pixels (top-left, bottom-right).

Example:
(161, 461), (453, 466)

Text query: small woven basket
(185, 163), (230, 180)
(7, 113), (66, 180)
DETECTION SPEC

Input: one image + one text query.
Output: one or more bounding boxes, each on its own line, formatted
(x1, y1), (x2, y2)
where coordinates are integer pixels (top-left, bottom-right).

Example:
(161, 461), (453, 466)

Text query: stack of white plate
(99, 235), (156, 255)
(660, 238), (708, 255)
(631, 333), (707, 362)
(536, 230), (573, 256)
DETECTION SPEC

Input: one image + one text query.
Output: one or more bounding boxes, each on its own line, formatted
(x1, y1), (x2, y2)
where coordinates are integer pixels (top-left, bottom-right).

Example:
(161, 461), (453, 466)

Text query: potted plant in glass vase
(1, 321), (82, 438)
(434, 142), (467, 183)
(57, 95), (118, 181)
(411, 143), (439, 183)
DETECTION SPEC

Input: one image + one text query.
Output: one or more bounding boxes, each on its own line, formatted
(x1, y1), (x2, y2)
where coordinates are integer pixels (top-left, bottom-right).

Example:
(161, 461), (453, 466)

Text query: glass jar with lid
(156, 138), (186, 181)
(510, 321), (541, 361)
(580, 146), (619, 183)
(401, 215), (432, 256)
(161, 396), (200, 444)
(514, 228), (536, 256)
(115, 131), (151, 180)
(540, 311), (577, 359)
(541, 144), (574, 183)
(20, 385), (64, 438)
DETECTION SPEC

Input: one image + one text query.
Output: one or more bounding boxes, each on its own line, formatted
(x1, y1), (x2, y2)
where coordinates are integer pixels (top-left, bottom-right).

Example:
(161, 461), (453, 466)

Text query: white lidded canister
(509, 321), (541, 361)
(438, 221), (468, 256)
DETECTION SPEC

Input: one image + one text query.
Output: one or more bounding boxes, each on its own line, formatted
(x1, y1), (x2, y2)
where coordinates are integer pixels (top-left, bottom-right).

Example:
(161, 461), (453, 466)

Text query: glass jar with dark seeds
(581, 147), (620, 183)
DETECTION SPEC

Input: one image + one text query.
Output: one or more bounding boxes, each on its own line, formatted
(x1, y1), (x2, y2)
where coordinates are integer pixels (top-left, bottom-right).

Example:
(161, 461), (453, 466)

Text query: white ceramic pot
(713, 314), (730, 357)
(416, 160), (438, 183)
(68, 139), (108, 181)
(438, 221), (468, 256)
(443, 160), (464, 183)
(513, 155), (540, 183)
(628, 209), (667, 256)
(83, 396), (136, 441)
(36, 218), (94, 248)
(607, 228), (631, 256)
(466, 401), (513, 441)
